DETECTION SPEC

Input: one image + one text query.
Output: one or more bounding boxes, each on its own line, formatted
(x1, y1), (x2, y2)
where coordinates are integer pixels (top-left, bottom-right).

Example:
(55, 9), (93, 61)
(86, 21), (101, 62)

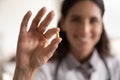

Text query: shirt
(34, 50), (120, 80)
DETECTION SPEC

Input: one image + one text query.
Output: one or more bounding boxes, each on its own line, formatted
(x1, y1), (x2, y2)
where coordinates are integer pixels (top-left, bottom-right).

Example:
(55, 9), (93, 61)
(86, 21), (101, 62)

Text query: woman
(13, 0), (120, 80)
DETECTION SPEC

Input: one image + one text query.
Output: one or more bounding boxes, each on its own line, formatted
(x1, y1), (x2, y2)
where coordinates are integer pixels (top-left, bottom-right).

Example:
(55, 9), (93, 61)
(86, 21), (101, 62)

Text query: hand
(16, 7), (62, 71)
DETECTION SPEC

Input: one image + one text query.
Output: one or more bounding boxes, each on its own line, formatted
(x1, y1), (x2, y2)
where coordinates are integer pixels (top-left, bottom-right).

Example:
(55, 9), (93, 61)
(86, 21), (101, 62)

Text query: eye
(70, 15), (81, 23)
(90, 17), (98, 24)
(71, 17), (80, 22)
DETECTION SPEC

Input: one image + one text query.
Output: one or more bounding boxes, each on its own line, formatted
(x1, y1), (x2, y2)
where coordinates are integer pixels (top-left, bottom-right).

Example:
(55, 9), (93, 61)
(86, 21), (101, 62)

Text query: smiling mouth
(78, 37), (90, 42)
(73, 34), (91, 44)
(78, 38), (89, 42)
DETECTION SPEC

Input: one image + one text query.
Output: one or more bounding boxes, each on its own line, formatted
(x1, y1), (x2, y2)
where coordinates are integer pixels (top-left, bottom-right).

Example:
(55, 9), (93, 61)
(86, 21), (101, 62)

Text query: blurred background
(0, 0), (120, 80)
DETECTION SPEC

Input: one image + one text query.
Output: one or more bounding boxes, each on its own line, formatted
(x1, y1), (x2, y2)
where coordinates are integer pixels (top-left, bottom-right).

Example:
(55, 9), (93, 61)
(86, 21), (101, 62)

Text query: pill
(56, 32), (59, 38)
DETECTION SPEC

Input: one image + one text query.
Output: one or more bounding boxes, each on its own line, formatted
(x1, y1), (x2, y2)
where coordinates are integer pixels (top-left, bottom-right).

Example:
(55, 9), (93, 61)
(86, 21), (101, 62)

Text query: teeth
(78, 37), (89, 42)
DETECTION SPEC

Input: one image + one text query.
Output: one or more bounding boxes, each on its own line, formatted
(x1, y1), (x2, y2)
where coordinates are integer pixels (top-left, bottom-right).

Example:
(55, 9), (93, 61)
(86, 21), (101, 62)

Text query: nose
(79, 21), (90, 37)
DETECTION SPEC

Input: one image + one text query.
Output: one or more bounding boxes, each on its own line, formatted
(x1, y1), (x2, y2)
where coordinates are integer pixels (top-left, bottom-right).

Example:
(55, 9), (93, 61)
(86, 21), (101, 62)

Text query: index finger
(38, 10), (55, 34)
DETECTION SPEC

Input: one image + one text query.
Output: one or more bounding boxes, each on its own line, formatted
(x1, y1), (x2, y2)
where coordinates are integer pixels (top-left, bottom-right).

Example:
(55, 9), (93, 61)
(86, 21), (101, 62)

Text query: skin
(62, 1), (103, 62)
(13, 1), (103, 80)
(13, 7), (62, 80)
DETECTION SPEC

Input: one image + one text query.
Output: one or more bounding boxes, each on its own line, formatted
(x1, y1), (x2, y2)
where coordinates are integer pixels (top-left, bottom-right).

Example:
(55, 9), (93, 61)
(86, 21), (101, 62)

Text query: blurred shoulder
(34, 61), (57, 80)
(106, 55), (120, 75)
(106, 56), (120, 67)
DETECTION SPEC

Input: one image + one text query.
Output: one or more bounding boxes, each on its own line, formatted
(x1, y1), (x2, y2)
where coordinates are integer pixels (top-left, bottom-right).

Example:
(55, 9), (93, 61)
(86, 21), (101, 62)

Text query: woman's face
(62, 1), (103, 59)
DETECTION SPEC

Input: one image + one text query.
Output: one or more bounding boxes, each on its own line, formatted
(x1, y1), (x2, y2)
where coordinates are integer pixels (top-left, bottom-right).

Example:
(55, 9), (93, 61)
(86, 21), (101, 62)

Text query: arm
(13, 7), (62, 80)
(13, 68), (36, 80)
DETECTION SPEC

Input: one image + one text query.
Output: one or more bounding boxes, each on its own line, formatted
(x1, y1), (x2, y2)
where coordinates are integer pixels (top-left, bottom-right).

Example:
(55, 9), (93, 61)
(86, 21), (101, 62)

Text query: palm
(16, 7), (61, 70)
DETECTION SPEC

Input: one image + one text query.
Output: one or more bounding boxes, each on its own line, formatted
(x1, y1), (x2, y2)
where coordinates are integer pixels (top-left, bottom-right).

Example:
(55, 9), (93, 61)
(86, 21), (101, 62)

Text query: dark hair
(50, 0), (110, 61)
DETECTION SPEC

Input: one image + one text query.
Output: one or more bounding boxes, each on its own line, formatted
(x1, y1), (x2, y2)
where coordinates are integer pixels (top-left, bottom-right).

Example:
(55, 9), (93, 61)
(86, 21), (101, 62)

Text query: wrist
(13, 67), (37, 80)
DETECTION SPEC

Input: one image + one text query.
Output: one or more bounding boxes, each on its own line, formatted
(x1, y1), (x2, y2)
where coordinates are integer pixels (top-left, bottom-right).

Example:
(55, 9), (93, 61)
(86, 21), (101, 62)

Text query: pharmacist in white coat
(13, 0), (120, 80)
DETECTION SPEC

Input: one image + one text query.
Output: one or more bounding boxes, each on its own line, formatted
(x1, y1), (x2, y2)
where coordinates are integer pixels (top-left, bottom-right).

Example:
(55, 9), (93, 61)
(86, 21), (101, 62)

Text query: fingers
(44, 28), (60, 40)
(20, 11), (32, 33)
(38, 10), (55, 34)
(29, 7), (47, 31)
(45, 38), (62, 57)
